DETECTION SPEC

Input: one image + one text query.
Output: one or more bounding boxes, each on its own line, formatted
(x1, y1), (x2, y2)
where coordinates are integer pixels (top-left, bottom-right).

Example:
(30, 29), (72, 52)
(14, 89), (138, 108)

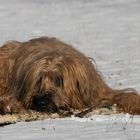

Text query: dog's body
(0, 37), (140, 115)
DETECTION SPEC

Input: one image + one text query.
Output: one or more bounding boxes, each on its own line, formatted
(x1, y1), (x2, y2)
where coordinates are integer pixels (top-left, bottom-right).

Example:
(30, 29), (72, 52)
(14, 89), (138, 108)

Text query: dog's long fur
(0, 37), (140, 115)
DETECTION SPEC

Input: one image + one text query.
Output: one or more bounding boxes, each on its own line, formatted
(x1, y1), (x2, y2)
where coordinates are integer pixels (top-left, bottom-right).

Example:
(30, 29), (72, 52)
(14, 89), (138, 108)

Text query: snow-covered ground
(0, 114), (140, 140)
(0, 0), (140, 139)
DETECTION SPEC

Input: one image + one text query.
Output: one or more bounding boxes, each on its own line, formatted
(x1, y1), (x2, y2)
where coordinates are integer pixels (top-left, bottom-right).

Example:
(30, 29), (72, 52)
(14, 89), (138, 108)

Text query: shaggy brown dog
(0, 37), (140, 115)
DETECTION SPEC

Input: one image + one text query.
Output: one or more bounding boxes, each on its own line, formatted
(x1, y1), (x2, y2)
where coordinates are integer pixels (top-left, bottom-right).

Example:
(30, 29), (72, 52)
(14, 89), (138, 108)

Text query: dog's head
(25, 53), (94, 112)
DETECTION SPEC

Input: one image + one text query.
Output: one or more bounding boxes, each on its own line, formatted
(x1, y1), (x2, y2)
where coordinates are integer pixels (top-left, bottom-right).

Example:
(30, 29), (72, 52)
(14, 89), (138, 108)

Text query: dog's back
(0, 41), (21, 96)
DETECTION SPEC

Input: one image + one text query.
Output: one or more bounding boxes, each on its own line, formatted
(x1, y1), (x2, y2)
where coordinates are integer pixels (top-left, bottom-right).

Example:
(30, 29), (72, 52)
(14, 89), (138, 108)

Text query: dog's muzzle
(32, 92), (57, 112)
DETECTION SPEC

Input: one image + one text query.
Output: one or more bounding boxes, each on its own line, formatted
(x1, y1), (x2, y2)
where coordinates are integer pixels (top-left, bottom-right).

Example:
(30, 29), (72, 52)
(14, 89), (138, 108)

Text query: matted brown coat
(0, 37), (140, 115)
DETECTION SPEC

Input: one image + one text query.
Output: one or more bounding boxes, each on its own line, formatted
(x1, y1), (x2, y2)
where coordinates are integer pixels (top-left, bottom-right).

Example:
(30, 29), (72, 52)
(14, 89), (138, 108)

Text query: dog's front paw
(0, 96), (26, 115)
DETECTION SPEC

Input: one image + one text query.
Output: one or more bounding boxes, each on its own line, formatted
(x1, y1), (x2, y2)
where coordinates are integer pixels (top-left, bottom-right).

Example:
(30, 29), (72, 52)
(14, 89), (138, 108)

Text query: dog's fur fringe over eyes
(0, 37), (140, 115)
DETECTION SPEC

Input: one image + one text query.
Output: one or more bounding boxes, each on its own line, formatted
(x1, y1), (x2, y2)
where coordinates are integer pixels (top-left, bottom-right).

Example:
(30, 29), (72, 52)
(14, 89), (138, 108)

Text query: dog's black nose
(33, 92), (52, 111)
(35, 96), (47, 108)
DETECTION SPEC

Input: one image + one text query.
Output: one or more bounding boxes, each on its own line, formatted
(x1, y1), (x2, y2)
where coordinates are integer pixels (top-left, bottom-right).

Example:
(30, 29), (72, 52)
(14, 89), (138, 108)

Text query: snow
(0, 0), (140, 139)
(1, 115), (140, 140)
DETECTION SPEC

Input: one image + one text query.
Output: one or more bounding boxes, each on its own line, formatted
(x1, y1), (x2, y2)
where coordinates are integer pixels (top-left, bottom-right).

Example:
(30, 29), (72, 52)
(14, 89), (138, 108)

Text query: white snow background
(0, 0), (140, 139)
